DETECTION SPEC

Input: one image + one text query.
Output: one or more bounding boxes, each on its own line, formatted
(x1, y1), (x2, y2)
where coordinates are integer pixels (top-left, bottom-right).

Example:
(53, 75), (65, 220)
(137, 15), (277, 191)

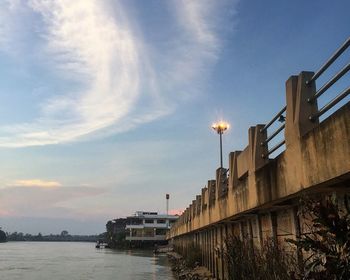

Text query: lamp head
(212, 121), (229, 134)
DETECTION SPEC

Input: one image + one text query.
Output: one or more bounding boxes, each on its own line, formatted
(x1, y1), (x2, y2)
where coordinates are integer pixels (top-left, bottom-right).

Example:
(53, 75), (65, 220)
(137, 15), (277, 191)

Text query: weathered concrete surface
(168, 71), (350, 280)
(169, 80), (350, 239)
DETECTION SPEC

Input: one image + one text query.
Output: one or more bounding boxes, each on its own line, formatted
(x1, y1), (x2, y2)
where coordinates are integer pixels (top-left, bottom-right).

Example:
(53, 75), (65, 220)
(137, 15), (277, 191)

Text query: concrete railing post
(208, 180), (216, 207)
(229, 151), (241, 190)
(196, 195), (202, 216)
(201, 187), (208, 211)
(283, 71), (319, 193)
(246, 124), (268, 207)
(285, 71), (319, 145)
(248, 124), (268, 171)
(216, 168), (228, 199)
(192, 200), (196, 218)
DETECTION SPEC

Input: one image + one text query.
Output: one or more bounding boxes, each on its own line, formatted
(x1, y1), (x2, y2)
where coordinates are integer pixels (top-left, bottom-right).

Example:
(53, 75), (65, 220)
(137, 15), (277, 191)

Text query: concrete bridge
(167, 38), (350, 279)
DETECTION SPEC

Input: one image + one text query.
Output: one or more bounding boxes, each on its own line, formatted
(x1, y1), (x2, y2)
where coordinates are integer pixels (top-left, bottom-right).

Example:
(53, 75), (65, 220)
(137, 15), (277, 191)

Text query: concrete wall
(168, 71), (350, 280)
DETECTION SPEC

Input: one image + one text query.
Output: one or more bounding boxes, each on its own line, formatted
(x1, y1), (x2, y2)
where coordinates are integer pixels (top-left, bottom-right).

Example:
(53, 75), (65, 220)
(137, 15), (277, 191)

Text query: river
(0, 242), (176, 280)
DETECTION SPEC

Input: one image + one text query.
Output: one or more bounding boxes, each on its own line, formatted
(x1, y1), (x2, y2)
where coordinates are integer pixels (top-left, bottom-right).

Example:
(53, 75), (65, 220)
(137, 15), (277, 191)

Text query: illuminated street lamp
(212, 121), (230, 168)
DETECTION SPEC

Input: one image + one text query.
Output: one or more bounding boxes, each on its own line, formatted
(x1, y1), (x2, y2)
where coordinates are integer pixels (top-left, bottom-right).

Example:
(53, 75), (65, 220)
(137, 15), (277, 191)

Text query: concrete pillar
(189, 204), (193, 221)
(270, 212), (278, 244)
(238, 221), (243, 240)
(209, 228), (214, 276)
(215, 227), (219, 279)
(192, 200), (196, 218)
(283, 72), (319, 194)
(208, 180), (216, 208)
(246, 124), (269, 208)
(217, 225), (224, 280)
(196, 195), (202, 216)
(208, 230), (212, 274)
(285, 72), (319, 144)
(229, 151), (242, 190)
(212, 228), (215, 276)
(248, 124), (268, 171)
(203, 231), (206, 269)
(223, 224), (229, 280)
(211, 228), (215, 278)
(216, 168), (228, 199)
(206, 231), (209, 270)
(257, 214), (263, 248)
(292, 206), (303, 272)
(201, 187), (208, 211)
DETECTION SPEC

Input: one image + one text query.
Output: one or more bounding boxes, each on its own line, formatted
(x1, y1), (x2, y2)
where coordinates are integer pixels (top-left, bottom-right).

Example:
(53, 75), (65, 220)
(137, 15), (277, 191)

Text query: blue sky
(0, 0), (349, 234)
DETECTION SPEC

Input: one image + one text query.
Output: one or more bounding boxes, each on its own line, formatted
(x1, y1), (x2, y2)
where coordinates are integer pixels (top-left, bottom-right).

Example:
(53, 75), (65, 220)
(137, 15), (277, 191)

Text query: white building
(125, 211), (178, 242)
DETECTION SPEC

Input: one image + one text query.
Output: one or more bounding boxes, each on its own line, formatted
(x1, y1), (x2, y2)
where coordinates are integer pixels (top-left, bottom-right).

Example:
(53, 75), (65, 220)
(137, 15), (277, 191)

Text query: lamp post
(212, 121), (229, 168)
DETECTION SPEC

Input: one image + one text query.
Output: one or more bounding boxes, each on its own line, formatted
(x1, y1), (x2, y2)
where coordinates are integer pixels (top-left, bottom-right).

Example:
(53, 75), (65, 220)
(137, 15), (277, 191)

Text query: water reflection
(0, 242), (175, 280)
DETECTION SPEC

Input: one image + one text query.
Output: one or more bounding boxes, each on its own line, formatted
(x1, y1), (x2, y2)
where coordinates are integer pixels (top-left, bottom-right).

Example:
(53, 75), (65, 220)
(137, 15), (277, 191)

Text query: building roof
(127, 211), (179, 220)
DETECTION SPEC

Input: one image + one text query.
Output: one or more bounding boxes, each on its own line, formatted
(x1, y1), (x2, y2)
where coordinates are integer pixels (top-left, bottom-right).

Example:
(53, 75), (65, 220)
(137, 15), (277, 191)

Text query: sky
(0, 0), (349, 235)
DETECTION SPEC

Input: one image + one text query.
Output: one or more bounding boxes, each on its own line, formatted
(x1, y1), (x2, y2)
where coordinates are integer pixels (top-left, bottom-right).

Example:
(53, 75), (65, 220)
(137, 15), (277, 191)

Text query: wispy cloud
(11, 179), (61, 188)
(0, 184), (105, 218)
(175, 0), (219, 49)
(0, 0), (237, 147)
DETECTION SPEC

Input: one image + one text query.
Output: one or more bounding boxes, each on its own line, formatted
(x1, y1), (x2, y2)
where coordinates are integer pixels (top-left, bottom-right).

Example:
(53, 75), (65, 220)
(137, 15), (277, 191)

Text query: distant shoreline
(5, 232), (102, 243)
(5, 240), (96, 243)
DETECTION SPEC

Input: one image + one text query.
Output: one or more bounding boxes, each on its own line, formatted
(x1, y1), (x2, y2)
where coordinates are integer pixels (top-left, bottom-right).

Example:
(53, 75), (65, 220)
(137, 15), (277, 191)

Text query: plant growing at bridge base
(287, 194), (350, 280)
(224, 235), (297, 280)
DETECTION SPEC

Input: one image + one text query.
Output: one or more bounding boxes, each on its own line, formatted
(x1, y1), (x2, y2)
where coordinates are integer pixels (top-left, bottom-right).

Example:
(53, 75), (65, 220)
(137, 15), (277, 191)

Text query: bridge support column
(209, 230), (212, 272)
(284, 72), (319, 194)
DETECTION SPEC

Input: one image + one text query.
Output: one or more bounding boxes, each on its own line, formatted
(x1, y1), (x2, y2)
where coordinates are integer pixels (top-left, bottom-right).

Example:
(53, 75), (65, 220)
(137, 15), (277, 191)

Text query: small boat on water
(95, 240), (109, 249)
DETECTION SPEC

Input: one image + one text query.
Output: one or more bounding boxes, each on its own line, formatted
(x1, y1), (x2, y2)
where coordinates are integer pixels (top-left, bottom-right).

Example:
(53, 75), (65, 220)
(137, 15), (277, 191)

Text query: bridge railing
(307, 37), (350, 121)
(260, 106), (286, 158)
(169, 37), (350, 239)
(259, 37), (350, 159)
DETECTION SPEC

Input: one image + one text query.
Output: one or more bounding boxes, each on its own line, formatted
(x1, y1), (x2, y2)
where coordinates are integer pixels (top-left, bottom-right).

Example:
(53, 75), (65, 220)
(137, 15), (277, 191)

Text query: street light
(212, 121), (230, 168)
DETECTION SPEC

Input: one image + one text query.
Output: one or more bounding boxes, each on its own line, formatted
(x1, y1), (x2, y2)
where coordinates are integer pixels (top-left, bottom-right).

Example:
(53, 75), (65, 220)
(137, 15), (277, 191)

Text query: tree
(0, 229), (6, 243)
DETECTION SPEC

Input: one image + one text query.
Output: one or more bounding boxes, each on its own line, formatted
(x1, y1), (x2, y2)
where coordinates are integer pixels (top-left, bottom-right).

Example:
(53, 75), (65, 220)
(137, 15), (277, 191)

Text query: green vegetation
(224, 236), (296, 280)
(223, 195), (350, 280)
(0, 229), (7, 243)
(288, 195), (350, 280)
(105, 219), (128, 248)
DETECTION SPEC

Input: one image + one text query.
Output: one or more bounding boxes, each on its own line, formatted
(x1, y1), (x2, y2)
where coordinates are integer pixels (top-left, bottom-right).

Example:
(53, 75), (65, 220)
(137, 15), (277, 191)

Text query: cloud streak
(0, 0), (235, 147)
(11, 179), (61, 188)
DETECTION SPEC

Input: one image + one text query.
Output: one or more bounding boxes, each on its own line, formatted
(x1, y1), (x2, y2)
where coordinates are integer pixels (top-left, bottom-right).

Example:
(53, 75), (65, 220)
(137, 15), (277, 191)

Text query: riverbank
(167, 252), (213, 280)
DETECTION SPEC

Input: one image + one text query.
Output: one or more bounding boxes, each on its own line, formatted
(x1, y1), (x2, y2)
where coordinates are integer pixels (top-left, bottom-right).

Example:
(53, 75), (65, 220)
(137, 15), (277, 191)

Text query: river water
(0, 242), (176, 280)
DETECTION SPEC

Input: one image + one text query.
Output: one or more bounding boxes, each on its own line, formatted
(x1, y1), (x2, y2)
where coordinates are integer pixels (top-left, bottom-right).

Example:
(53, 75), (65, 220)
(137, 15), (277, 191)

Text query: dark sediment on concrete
(167, 252), (213, 280)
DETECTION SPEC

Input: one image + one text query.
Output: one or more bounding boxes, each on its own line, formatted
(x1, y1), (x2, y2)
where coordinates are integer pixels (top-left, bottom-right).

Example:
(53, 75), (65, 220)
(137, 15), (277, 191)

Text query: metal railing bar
(306, 37), (350, 85)
(309, 86), (350, 120)
(308, 62), (350, 103)
(267, 140), (286, 156)
(261, 124), (285, 146)
(260, 106), (286, 133)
